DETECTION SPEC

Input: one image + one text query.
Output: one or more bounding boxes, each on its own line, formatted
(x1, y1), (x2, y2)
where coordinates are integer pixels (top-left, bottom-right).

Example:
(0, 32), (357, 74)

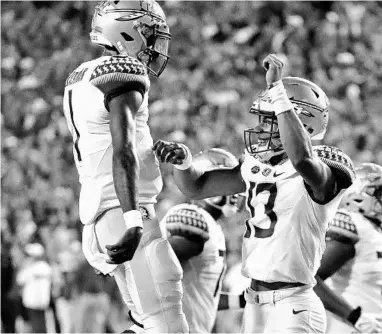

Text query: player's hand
(153, 140), (187, 165)
(262, 54), (284, 87)
(354, 313), (382, 333)
(105, 227), (143, 264)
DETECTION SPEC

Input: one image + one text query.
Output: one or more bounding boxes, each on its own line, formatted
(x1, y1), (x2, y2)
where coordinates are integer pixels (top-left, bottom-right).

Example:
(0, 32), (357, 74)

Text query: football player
(154, 53), (355, 333)
(125, 148), (244, 333)
(62, 1), (188, 333)
(161, 148), (244, 334)
(315, 163), (382, 333)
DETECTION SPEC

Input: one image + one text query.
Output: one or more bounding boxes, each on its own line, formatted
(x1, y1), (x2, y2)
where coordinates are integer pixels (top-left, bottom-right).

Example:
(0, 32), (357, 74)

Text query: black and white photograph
(1, 1), (382, 333)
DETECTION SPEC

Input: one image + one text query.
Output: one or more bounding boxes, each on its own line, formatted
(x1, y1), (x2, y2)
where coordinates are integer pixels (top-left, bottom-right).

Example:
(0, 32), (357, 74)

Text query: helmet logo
(251, 166), (260, 174)
(116, 11), (145, 21)
(262, 168), (272, 177)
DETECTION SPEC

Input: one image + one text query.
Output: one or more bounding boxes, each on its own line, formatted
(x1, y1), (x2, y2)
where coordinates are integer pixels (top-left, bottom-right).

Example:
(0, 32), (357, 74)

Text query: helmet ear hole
(120, 32), (134, 42)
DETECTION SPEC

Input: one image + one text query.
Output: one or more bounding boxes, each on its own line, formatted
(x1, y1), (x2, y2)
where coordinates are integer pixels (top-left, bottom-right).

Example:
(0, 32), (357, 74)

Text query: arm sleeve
(313, 145), (356, 189)
(89, 55), (149, 111)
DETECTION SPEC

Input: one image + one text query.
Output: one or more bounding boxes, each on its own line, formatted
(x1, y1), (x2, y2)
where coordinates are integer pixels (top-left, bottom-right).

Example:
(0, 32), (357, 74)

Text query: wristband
(123, 210), (143, 230)
(174, 144), (193, 170)
(268, 80), (294, 116)
(347, 306), (362, 326)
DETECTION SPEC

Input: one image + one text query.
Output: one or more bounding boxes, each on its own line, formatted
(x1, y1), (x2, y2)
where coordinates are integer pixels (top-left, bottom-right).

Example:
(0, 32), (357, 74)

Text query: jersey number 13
(244, 182), (278, 239)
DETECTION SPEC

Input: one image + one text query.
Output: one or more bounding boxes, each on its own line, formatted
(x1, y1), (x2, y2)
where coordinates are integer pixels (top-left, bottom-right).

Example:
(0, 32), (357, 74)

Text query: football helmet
(244, 77), (330, 162)
(341, 163), (382, 224)
(193, 148), (245, 218)
(90, 0), (172, 77)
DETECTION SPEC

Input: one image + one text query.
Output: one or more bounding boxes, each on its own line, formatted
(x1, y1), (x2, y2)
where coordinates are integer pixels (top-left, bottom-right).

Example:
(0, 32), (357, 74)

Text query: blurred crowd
(1, 1), (382, 332)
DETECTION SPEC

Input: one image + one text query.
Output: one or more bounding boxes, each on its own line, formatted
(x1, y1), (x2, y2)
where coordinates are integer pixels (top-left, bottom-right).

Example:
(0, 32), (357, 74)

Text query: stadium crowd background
(1, 1), (382, 332)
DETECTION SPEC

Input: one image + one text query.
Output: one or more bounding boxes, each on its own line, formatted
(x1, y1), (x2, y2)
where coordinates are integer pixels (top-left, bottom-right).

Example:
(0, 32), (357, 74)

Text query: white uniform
(63, 55), (162, 227)
(63, 55), (187, 333)
(326, 210), (382, 317)
(160, 204), (226, 333)
(239, 145), (355, 333)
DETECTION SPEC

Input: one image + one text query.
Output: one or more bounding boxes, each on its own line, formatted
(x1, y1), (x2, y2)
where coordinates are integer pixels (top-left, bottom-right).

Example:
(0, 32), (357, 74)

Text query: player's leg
(129, 205), (188, 333)
(264, 287), (326, 333)
(95, 207), (188, 333)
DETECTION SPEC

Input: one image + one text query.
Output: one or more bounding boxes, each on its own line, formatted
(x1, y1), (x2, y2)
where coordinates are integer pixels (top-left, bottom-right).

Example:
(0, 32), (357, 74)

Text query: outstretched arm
(154, 140), (246, 199)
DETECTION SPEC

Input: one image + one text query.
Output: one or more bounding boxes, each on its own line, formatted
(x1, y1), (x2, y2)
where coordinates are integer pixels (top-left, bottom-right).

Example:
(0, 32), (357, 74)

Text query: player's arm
(313, 212), (377, 330)
(153, 140), (246, 199)
(106, 89), (144, 264)
(317, 210), (358, 280)
(314, 276), (382, 332)
(109, 90), (142, 213)
(89, 56), (149, 264)
(263, 54), (339, 203)
(314, 275), (361, 325)
(263, 55), (336, 199)
(218, 291), (246, 310)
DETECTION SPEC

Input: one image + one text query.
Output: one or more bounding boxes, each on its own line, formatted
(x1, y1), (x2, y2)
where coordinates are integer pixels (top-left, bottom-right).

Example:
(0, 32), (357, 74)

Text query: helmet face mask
(341, 163), (382, 224)
(244, 77), (329, 162)
(244, 102), (283, 161)
(90, 0), (172, 77)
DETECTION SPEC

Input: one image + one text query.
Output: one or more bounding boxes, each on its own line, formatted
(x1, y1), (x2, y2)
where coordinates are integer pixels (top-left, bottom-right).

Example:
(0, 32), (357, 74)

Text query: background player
(154, 53), (355, 333)
(161, 148), (244, 334)
(315, 163), (382, 333)
(62, 1), (188, 332)
(126, 148), (245, 333)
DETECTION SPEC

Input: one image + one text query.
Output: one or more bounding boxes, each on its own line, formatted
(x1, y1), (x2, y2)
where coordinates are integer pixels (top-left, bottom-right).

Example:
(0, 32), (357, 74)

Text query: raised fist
(262, 54), (285, 87)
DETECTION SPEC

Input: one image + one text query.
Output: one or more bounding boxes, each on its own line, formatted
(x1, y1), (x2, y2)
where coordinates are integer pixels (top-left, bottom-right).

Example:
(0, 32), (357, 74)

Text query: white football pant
(242, 285), (326, 333)
(95, 207), (189, 333)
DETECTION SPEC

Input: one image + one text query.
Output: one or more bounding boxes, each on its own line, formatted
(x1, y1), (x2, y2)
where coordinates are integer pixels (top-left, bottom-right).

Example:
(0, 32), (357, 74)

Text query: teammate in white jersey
(161, 149), (244, 334)
(315, 163), (382, 333)
(125, 148), (244, 333)
(154, 53), (355, 333)
(62, 1), (188, 332)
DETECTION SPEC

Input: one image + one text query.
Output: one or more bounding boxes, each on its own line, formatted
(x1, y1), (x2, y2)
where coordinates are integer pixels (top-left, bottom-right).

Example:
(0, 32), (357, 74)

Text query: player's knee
(145, 238), (183, 302)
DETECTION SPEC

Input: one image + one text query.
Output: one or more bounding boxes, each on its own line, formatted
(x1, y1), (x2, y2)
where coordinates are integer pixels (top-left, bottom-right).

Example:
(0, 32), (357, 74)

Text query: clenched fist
(262, 54), (285, 87)
(153, 140), (188, 165)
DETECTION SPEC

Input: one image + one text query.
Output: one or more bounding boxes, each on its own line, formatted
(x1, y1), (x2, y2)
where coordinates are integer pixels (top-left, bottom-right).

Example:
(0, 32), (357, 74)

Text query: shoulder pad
(326, 210), (359, 244)
(165, 205), (210, 242)
(313, 145), (356, 188)
(89, 56), (149, 94)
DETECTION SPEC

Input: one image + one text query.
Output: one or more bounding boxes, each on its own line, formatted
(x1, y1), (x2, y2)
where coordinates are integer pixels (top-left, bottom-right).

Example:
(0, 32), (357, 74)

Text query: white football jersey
(160, 204), (226, 333)
(63, 56), (162, 225)
(326, 210), (382, 314)
(240, 146), (355, 286)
